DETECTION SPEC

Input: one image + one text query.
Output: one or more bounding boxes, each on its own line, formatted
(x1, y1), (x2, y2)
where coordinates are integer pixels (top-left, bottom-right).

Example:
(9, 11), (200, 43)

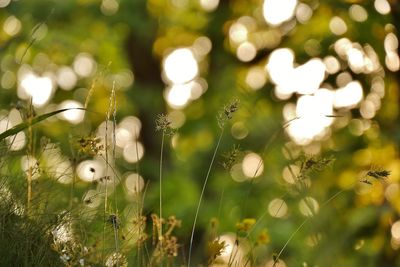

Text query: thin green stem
(188, 128), (224, 267)
(159, 131), (165, 265)
(273, 185), (352, 266)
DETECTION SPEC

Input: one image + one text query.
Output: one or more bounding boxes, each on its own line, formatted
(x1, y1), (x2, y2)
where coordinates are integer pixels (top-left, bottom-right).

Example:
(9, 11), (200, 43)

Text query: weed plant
(0, 92), (392, 267)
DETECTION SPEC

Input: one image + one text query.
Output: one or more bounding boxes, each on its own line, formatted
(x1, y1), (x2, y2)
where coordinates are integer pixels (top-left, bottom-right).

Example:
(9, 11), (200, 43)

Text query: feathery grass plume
(217, 99), (240, 129)
(155, 113), (176, 263)
(188, 99), (239, 266)
(360, 167), (391, 185)
(221, 144), (242, 170)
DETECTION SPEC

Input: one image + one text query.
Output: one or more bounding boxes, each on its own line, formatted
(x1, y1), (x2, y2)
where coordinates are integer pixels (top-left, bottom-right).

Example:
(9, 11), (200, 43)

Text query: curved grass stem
(188, 128), (224, 266)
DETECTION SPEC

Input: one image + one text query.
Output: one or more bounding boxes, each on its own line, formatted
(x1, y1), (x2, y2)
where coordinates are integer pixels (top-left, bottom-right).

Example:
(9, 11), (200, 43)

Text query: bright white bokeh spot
(334, 81), (363, 108)
(21, 155), (40, 180)
(213, 234), (245, 264)
(246, 66), (267, 90)
(123, 141), (144, 163)
(73, 53), (96, 77)
(199, 0), (219, 12)
(349, 5), (368, 22)
(374, 0), (390, 15)
(267, 48), (295, 87)
(77, 159), (105, 182)
(329, 16), (347, 35)
(385, 52), (400, 72)
(163, 48), (198, 84)
(242, 152), (263, 178)
(391, 220), (400, 240)
(347, 47), (365, 73)
(3, 15), (22, 36)
(57, 66), (77, 91)
(299, 197), (319, 217)
(229, 22), (248, 44)
(165, 83), (192, 109)
(293, 58), (326, 94)
(58, 100), (85, 124)
(360, 100), (376, 119)
(263, 0), (298, 26)
(236, 42), (257, 62)
(115, 128), (132, 148)
(324, 56), (340, 74)
(286, 89), (334, 145)
(296, 3), (313, 24)
(268, 198), (288, 218)
(119, 116), (142, 139)
(19, 72), (54, 107)
(125, 173), (145, 194)
(384, 33), (399, 54)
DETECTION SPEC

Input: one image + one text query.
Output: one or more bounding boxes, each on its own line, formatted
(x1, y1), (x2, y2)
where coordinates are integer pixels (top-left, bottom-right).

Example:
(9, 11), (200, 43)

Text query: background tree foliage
(0, 0), (399, 266)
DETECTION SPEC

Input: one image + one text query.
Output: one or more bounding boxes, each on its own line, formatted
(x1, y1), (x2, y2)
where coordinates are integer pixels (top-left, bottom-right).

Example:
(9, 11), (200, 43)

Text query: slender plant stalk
(272, 187), (350, 267)
(27, 99), (34, 213)
(159, 131), (165, 263)
(188, 128), (224, 266)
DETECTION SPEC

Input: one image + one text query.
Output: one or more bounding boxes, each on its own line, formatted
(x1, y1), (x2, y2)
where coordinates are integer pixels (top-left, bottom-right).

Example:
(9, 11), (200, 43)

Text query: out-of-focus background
(0, 0), (399, 266)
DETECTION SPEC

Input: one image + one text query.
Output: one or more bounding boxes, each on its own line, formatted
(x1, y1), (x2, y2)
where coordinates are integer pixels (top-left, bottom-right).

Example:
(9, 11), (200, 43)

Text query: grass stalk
(188, 128), (224, 266)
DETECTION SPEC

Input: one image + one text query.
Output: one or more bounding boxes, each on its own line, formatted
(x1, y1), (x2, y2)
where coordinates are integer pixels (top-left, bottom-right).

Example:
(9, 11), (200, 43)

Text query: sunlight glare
(58, 100), (85, 124)
(163, 48), (198, 84)
(165, 83), (192, 109)
(19, 72), (54, 107)
(286, 89), (334, 145)
(329, 16), (347, 35)
(77, 159), (105, 182)
(263, 0), (298, 26)
(334, 81), (363, 108)
(374, 0), (390, 15)
(242, 152), (263, 178)
(391, 220), (400, 240)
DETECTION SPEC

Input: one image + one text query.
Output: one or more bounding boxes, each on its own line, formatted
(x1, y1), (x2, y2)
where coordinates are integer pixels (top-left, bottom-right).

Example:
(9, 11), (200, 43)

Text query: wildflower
(221, 144), (242, 170)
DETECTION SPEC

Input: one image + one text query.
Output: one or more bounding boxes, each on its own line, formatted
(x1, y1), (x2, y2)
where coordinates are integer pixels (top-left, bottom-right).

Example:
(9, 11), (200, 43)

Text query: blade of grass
(0, 108), (86, 142)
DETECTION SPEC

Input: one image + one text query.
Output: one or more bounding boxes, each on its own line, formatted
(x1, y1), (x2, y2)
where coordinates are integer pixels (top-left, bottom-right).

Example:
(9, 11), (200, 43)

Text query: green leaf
(0, 108), (86, 142)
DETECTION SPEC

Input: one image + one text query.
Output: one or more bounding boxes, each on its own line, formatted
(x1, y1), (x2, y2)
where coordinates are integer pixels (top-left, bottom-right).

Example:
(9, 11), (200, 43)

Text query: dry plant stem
(188, 128), (224, 267)
(111, 84), (119, 265)
(134, 126), (142, 266)
(27, 100), (34, 213)
(159, 131), (165, 263)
